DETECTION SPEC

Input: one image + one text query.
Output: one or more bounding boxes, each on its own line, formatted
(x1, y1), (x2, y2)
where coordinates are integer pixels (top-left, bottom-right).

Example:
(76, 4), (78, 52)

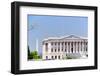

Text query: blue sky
(28, 15), (88, 55)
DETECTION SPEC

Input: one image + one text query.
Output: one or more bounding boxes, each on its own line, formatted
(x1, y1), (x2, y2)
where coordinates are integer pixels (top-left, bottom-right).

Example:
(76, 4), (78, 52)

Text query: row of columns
(50, 41), (88, 53)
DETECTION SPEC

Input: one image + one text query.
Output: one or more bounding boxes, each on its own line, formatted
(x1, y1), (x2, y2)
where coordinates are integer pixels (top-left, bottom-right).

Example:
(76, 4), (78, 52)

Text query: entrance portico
(42, 35), (88, 60)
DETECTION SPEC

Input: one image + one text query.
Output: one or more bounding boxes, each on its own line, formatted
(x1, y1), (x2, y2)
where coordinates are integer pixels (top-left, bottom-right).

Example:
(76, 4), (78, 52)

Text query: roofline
(43, 35), (88, 41)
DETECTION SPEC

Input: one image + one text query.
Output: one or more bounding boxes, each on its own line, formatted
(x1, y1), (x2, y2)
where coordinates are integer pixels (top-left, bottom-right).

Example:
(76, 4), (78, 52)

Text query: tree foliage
(28, 49), (41, 60)
(28, 46), (33, 59)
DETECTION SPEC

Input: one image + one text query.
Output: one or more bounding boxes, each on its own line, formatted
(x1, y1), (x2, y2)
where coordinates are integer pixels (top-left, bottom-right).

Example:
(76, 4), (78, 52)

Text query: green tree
(28, 49), (42, 60)
(31, 50), (38, 59)
(28, 46), (30, 56)
(28, 46), (33, 59)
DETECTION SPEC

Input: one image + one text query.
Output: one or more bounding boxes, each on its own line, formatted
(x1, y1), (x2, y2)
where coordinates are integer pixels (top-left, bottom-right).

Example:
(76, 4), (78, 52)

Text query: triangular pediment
(43, 35), (87, 41)
(62, 35), (81, 39)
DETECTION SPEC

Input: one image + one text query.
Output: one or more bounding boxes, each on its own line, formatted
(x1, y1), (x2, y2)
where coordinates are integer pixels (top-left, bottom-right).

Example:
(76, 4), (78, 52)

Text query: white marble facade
(42, 35), (88, 60)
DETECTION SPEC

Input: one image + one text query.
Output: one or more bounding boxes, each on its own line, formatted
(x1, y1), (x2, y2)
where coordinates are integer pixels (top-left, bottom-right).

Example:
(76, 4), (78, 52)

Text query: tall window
(62, 48), (63, 52)
(71, 48), (73, 53)
(86, 47), (87, 52)
(71, 42), (73, 53)
(45, 43), (48, 52)
(55, 42), (56, 45)
(58, 56), (60, 59)
(55, 56), (57, 59)
(86, 42), (88, 52)
(46, 56), (48, 59)
(58, 48), (60, 52)
(58, 42), (60, 49)
(51, 42), (53, 45)
(74, 42), (76, 52)
(55, 49), (56, 52)
(78, 42), (79, 52)
(65, 49), (66, 52)
(86, 42), (88, 46)
(52, 56), (53, 59)
(58, 42), (60, 45)
(62, 42), (64, 46)
(65, 42), (67, 45)
(51, 48), (53, 52)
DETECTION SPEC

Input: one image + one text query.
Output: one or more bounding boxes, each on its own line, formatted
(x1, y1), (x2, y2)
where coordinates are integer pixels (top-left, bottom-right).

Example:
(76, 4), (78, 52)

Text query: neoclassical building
(42, 35), (88, 60)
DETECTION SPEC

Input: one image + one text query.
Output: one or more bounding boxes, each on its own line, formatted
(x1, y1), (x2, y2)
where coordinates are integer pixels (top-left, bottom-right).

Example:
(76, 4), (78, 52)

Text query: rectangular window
(55, 56), (57, 59)
(58, 48), (60, 52)
(45, 43), (48, 52)
(58, 42), (60, 45)
(52, 56), (53, 59)
(51, 42), (53, 45)
(55, 49), (56, 52)
(51, 48), (53, 52)
(65, 49), (66, 52)
(65, 42), (66, 45)
(55, 42), (56, 45)
(58, 56), (60, 59)
(46, 56), (48, 59)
